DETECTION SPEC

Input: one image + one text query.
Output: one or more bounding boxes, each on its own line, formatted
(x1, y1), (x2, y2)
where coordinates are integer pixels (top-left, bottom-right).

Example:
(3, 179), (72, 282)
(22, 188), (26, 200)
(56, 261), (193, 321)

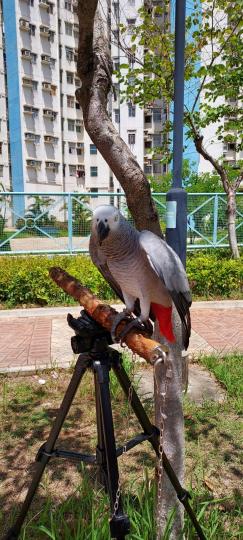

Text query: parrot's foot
(111, 310), (133, 343)
(112, 315), (153, 346)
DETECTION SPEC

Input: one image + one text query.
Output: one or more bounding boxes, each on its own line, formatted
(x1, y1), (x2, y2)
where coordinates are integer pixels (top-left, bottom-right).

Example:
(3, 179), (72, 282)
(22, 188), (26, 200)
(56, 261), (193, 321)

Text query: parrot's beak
(97, 220), (110, 245)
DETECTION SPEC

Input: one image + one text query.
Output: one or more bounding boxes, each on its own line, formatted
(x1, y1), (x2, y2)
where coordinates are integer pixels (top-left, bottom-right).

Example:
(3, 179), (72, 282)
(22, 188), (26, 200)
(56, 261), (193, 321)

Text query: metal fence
(0, 192), (242, 255)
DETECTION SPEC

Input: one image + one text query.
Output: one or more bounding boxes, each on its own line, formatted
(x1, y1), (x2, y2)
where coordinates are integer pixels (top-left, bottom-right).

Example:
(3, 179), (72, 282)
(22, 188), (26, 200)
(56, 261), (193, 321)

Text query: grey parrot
(89, 205), (192, 349)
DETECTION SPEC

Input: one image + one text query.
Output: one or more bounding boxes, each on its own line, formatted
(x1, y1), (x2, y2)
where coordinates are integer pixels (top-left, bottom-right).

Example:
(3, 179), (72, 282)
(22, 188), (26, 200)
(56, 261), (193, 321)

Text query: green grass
(0, 353), (242, 539)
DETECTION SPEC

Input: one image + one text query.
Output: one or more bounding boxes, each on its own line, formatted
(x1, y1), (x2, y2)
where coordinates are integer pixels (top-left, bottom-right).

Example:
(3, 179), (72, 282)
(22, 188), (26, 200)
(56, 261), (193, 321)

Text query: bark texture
(76, 0), (161, 235)
(154, 312), (184, 538)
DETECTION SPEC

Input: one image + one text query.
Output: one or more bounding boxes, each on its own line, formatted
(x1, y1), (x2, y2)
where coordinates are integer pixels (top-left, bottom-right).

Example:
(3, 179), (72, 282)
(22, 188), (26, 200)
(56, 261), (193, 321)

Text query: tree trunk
(154, 312), (184, 539)
(227, 188), (240, 259)
(76, 2), (185, 537)
(76, 1), (161, 236)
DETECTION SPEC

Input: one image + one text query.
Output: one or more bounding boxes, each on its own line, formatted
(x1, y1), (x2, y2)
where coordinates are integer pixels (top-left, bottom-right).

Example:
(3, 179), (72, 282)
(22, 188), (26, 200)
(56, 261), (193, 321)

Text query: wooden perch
(49, 267), (168, 364)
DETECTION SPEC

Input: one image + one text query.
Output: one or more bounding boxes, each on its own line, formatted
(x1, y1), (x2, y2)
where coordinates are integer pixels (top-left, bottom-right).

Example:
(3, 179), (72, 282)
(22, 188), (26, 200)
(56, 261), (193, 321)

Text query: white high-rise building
(0, 0), (168, 209)
(0, 0), (10, 190)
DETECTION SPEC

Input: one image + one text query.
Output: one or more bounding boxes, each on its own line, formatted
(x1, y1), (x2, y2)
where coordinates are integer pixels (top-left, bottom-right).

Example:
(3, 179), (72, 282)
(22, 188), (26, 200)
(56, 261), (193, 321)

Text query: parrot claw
(111, 310), (133, 343)
(113, 317), (153, 347)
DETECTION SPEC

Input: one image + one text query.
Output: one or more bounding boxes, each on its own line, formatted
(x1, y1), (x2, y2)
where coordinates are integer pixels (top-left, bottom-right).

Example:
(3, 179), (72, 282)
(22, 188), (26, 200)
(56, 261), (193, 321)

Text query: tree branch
(186, 113), (229, 192)
(76, 0), (162, 235)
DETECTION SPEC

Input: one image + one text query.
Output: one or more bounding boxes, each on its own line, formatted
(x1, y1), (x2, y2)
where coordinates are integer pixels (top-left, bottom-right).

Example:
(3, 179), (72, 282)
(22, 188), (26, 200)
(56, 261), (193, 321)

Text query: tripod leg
(113, 360), (206, 540)
(4, 354), (88, 540)
(94, 371), (107, 487)
(94, 360), (130, 540)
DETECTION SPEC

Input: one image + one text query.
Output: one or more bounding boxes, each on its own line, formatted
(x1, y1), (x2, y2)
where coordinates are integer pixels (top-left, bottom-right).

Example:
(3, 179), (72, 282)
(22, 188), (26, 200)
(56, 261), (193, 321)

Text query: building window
(77, 143), (84, 156)
(67, 95), (75, 107)
(90, 144), (97, 155)
(76, 120), (82, 133)
(153, 161), (162, 174)
(128, 0), (135, 5)
(114, 109), (120, 123)
(90, 166), (98, 177)
(113, 57), (119, 71)
(128, 103), (136, 117)
(66, 71), (74, 84)
(69, 143), (76, 154)
(65, 22), (73, 36)
(127, 18), (136, 33)
(128, 132), (136, 145)
(153, 109), (162, 122)
(69, 165), (76, 176)
(61, 117), (65, 130)
(0, 142), (2, 155)
(90, 187), (98, 198)
(65, 1), (72, 10)
(68, 119), (75, 131)
(29, 24), (36, 36)
(0, 165), (3, 177)
(66, 47), (74, 61)
(60, 69), (63, 83)
(153, 134), (162, 147)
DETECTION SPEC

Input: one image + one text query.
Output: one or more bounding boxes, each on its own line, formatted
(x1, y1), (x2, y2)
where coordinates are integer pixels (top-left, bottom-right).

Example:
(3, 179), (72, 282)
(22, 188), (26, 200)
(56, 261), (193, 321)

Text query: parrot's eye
(96, 218), (99, 222)
(105, 219), (108, 223)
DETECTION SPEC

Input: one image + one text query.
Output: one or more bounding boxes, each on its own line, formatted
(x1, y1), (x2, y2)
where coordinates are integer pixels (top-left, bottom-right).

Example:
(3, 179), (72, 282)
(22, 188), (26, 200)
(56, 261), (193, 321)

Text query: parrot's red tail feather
(151, 303), (175, 343)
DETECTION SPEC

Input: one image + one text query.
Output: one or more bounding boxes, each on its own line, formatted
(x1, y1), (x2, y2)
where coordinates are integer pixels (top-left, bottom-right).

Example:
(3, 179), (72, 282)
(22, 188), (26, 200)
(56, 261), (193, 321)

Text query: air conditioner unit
(39, 0), (49, 6)
(22, 77), (33, 87)
(41, 55), (50, 62)
(46, 161), (55, 168)
(25, 132), (35, 140)
(43, 82), (51, 90)
(43, 109), (53, 116)
(20, 19), (30, 30)
(40, 25), (50, 34)
(22, 49), (31, 57)
(44, 135), (52, 142)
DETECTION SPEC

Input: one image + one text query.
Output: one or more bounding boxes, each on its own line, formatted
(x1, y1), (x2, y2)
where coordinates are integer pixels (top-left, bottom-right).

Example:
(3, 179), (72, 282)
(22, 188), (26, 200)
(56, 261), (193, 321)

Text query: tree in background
(117, 0), (243, 258)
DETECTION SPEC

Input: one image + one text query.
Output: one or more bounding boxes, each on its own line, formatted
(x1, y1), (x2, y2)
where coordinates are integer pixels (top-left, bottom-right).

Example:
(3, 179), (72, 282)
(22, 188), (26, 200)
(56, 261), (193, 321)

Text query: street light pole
(166, 0), (187, 267)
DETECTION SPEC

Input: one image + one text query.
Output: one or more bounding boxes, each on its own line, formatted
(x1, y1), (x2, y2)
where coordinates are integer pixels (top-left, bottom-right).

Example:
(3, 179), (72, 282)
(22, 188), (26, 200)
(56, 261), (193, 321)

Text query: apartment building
(0, 0), (10, 190)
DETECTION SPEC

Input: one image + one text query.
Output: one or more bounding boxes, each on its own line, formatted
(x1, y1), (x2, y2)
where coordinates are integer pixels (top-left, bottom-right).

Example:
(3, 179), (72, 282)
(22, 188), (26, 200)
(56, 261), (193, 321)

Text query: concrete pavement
(0, 300), (242, 374)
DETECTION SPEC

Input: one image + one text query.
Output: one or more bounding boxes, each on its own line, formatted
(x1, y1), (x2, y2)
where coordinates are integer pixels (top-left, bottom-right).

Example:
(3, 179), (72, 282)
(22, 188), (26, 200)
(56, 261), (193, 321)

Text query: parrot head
(92, 205), (121, 245)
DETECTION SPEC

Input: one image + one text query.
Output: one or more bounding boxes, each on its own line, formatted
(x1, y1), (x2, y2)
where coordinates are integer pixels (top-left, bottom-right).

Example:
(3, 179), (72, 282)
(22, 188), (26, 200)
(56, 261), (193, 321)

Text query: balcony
(43, 109), (57, 120)
(46, 161), (59, 171)
(25, 132), (41, 143)
(40, 25), (50, 37)
(24, 105), (39, 117)
(22, 77), (38, 90)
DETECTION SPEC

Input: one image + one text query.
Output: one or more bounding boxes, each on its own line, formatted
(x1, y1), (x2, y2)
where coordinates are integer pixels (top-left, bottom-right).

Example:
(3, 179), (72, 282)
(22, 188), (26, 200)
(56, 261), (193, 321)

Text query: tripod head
(67, 310), (112, 354)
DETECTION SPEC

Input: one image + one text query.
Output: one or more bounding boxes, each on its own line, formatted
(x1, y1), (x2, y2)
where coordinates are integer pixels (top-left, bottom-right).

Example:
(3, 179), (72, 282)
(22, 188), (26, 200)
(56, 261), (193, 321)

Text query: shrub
(0, 252), (242, 308)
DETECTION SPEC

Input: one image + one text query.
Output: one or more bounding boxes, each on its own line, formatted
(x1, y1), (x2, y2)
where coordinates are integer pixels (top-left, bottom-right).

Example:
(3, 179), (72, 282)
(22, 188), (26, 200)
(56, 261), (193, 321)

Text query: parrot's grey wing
(89, 235), (124, 302)
(139, 230), (192, 349)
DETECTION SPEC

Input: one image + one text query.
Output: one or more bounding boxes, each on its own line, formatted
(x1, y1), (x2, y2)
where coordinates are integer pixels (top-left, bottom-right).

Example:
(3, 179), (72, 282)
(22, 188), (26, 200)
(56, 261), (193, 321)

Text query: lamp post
(166, 0), (187, 267)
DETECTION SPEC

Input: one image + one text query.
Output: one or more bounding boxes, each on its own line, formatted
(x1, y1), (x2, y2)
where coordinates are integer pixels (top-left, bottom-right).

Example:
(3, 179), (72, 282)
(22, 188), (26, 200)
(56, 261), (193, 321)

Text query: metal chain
(154, 354), (173, 537)
(112, 350), (136, 517)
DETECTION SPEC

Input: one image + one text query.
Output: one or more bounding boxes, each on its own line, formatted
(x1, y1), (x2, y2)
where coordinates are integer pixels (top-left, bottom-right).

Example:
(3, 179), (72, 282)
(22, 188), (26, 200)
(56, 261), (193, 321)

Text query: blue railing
(0, 192), (242, 255)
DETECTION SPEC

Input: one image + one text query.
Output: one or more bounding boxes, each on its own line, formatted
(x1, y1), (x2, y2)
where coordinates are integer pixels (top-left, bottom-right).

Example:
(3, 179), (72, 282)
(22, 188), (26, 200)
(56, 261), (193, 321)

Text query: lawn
(0, 353), (242, 539)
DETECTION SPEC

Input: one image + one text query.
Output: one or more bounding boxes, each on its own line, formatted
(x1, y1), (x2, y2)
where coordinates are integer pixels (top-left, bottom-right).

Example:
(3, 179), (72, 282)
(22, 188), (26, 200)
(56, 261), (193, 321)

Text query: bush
(0, 255), (114, 308)
(187, 251), (243, 298)
(0, 252), (242, 308)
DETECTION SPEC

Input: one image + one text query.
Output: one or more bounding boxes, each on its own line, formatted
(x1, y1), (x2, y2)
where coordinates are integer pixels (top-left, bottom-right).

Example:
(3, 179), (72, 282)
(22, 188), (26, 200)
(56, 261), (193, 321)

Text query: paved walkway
(0, 301), (242, 373)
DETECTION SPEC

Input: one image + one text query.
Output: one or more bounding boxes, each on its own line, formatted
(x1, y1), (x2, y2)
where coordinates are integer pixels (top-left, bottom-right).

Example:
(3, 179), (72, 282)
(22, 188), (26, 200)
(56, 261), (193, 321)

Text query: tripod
(4, 311), (206, 540)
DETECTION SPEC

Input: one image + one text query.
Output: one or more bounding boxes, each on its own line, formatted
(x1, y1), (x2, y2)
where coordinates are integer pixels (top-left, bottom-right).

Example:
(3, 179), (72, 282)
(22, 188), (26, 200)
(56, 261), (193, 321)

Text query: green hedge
(0, 252), (242, 308)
